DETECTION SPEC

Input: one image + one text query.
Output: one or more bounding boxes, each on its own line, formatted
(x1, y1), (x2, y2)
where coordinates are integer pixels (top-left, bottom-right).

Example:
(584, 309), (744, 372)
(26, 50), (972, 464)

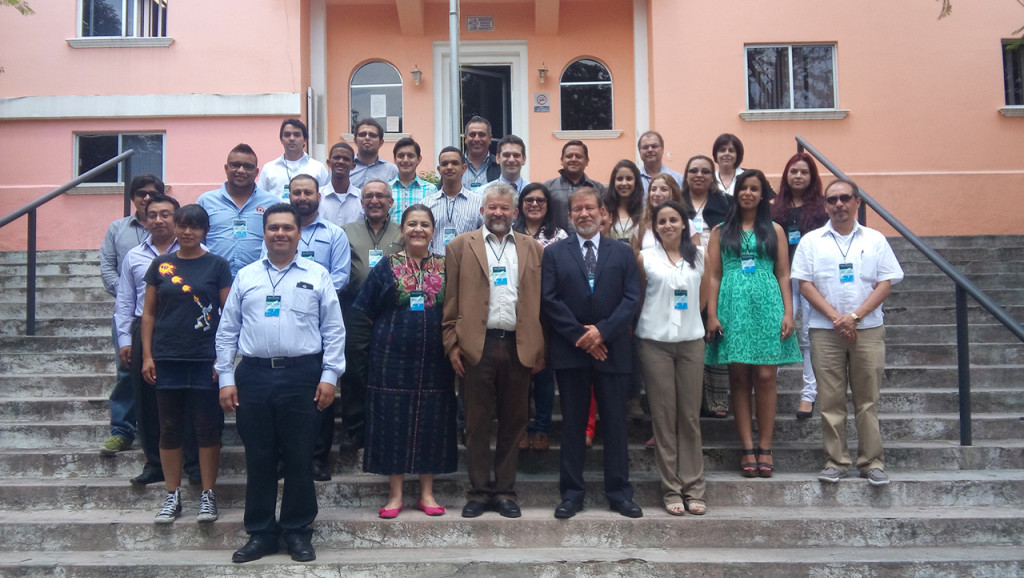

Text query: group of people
(97, 115), (903, 563)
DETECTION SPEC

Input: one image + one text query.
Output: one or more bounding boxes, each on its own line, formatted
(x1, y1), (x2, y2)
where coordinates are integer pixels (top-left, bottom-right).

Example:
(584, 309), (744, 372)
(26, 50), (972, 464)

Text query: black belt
(485, 329), (516, 339)
(242, 353), (321, 369)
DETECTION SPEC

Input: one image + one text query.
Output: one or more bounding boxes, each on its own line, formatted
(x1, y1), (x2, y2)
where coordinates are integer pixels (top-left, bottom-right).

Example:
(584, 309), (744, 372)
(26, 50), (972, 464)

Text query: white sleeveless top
(636, 244), (705, 343)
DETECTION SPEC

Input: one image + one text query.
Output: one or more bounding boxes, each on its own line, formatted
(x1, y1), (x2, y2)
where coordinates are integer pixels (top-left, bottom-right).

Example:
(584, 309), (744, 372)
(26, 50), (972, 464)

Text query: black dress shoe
(232, 534), (279, 563)
(796, 401), (815, 420)
(461, 500), (488, 518)
(610, 499), (644, 518)
(554, 499), (582, 519)
(311, 462), (331, 482)
(495, 499), (521, 518)
(283, 533), (316, 562)
(129, 469), (164, 486)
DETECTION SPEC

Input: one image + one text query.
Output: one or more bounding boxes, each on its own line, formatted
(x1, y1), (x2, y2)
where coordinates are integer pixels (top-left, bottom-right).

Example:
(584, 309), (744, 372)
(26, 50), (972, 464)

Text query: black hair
(401, 203), (436, 228)
(262, 203), (300, 229)
(561, 139), (589, 159)
(330, 142), (354, 157)
(513, 183), (560, 241)
(229, 143), (258, 164)
(438, 146), (467, 164)
(712, 133), (744, 167)
(128, 174), (165, 197)
(465, 115), (492, 135)
(680, 155), (723, 219)
(172, 203), (209, 232)
(145, 193), (180, 212)
(393, 137), (421, 158)
(280, 118), (309, 140)
(651, 200), (698, 269)
(718, 169), (777, 261)
(604, 159), (645, 225)
(496, 134), (526, 157)
(354, 118), (384, 139)
(288, 174), (319, 193)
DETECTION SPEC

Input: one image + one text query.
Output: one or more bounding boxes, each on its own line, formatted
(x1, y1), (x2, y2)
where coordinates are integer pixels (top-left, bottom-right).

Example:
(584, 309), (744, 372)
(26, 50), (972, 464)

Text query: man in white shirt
(637, 131), (683, 194)
(319, 142), (363, 227)
(791, 179), (904, 487)
(257, 119), (330, 200)
(485, 134), (528, 193)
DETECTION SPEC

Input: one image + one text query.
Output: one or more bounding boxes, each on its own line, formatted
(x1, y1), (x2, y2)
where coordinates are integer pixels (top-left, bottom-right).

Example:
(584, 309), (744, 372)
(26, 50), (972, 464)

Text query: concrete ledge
(0, 93), (302, 120)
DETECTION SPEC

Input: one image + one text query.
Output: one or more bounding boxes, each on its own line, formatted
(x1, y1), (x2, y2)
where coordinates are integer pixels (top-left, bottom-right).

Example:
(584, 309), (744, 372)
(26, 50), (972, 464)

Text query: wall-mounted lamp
(411, 65), (422, 86)
(538, 63), (548, 84)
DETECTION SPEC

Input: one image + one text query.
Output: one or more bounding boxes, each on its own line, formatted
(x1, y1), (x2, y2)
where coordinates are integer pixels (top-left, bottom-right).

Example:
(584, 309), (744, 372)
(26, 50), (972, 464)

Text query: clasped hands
(576, 325), (607, 361)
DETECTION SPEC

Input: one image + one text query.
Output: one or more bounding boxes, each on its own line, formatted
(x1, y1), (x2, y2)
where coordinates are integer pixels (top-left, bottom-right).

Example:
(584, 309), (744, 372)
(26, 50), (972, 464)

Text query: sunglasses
(825, 194), (855, 205)
(523, 197), (547, 205)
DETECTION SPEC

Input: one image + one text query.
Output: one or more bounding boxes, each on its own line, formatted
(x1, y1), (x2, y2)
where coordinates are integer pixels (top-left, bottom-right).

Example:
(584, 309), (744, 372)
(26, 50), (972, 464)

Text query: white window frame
(72, 131), (165, 194)
(741, 43), (848, 121)
(70, 0), (172, 48)
(347, 61), (404, 136)
(557, 58), (616, 135)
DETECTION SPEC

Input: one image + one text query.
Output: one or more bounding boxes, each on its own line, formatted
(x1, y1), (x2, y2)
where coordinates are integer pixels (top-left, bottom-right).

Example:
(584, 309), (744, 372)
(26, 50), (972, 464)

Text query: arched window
(349, 61), (403, 133)
(560, 58), (612, 131)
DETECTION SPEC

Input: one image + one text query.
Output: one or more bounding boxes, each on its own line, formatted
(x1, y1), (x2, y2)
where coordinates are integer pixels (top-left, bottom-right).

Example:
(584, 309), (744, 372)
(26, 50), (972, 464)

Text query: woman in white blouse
(635, 200), (708, 516)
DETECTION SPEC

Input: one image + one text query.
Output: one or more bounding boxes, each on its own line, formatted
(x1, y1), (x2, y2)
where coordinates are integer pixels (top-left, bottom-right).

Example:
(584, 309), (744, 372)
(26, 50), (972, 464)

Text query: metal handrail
(796, 136), (1024, 446)
(0, 150), (135, 335)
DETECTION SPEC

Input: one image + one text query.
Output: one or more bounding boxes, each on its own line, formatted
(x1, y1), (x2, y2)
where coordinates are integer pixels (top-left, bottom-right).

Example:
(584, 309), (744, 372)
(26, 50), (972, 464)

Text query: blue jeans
(527, 365), (555, 435)
(108, 319), (135, 443)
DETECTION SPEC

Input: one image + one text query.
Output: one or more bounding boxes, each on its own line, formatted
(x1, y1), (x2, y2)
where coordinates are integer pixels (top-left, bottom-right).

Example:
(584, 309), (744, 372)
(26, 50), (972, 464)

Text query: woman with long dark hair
(771, 153), (828, 419)
(631, 173), (697, 253)
(604, 160), (645, 242)
(705, 170), (801, 478)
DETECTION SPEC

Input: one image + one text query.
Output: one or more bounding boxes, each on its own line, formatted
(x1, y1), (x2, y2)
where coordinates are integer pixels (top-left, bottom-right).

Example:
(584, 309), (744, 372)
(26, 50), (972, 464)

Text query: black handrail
(796, 136), (1024, 446)
(0, 150), (135, 336)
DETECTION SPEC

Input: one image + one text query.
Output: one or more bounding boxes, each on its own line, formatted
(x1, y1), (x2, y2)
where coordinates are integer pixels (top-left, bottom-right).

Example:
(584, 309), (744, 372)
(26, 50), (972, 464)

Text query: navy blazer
(541, 233), (640, 374)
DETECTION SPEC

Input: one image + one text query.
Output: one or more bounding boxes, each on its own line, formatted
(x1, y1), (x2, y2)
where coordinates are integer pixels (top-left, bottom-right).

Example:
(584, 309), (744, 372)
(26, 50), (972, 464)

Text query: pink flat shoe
(378, 505), (403, 519)
(417, 501), (446, 516)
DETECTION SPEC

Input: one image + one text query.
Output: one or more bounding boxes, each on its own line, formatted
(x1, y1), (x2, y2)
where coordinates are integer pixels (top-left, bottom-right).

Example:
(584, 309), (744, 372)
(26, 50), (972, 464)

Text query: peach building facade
(1, 0), (1021, 251)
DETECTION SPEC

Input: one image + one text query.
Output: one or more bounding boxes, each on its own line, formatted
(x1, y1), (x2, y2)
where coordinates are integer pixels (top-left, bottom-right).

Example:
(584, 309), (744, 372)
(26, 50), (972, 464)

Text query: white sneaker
(154, 488), (181, 524)
(197, 489), (218, 522)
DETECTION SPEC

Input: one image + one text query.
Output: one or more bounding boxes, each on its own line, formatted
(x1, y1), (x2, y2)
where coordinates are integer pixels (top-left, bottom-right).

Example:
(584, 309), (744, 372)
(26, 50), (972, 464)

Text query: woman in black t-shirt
(141, 204), (232, 525)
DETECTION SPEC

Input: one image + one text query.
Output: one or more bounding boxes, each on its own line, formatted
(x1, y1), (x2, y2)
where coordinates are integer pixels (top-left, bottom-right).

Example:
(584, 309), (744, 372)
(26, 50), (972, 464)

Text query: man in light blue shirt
(484, 134), (528, 193)
(217, 203), (345, 564)
(349, 118), (398, 189)
(197, 144), (280, 277)
(424, 147), (483, 250)
(638, 131), (684, 195)
(462, 115), (500, 190)
(389, 137), (437, 223)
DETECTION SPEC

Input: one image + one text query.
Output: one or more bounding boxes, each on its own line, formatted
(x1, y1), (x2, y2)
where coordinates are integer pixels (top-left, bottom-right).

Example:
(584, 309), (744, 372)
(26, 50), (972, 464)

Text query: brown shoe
(532, 433), (550, 451)
(518, 433), (531, 450)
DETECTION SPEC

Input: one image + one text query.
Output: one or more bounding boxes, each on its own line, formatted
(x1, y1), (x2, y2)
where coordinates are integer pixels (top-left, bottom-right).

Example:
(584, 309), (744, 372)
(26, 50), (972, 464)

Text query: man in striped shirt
(423, 147), (483, 251)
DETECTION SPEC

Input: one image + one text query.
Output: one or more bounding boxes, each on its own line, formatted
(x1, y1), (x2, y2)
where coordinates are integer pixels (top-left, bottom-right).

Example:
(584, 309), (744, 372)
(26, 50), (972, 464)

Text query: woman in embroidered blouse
(604, 160), (645, 242)
(635, 200), (709, 516)
(355, 204), (457, 518)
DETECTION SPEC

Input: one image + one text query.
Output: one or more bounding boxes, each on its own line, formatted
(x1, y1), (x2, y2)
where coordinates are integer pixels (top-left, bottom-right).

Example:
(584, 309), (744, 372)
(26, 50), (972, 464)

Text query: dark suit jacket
(540, 233), (640, 374)
(442, 228), (545, 368)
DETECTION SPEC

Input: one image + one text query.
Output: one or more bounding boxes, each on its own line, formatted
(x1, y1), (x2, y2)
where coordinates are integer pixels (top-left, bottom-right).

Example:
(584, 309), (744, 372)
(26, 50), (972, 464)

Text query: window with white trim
(76, 133), (164, 183)
(560, 58), (613, 131)
(746, 44), (837, 110)
(1004, 41), (1023, 106)
(349, 62), (403, 133)
(80, 0), (167, 38)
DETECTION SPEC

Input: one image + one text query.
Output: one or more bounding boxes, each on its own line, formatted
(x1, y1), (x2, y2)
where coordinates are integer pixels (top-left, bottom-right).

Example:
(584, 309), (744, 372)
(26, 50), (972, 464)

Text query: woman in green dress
(705, 169), (801, 478)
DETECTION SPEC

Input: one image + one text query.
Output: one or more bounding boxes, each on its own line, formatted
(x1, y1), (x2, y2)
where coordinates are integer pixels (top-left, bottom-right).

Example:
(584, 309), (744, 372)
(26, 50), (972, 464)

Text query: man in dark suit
(540, 186), (643, 519)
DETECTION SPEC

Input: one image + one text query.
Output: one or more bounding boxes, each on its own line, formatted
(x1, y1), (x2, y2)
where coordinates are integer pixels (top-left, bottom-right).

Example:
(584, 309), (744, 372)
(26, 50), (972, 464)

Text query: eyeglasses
(523, 197), (547, 205)
(363, 193), (390, 200)
(227, 162), (257, 171)
(570, 206), (599, 214)
(825, 194), (855, 205)
(356, 131), (380, 139)
(132, 190), (156, 198)
(687, 168), (712, 175)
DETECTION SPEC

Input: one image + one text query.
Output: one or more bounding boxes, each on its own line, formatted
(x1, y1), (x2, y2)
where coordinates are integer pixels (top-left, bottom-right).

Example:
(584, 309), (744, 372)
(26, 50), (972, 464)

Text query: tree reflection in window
(560, 59), (613, 130)
(747, 44), (836, 110)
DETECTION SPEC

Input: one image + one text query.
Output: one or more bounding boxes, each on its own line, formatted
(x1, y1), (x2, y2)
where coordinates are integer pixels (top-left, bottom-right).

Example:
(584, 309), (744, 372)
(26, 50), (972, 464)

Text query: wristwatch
(851, 313), (862, 325)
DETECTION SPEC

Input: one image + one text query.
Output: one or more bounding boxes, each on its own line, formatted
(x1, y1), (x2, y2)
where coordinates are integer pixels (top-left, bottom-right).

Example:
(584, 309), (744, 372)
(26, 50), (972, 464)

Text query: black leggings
(156, 388), (222, 449)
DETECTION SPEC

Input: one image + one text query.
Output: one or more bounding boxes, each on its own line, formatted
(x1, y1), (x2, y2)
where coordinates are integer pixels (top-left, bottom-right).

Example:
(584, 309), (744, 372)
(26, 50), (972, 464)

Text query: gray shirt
(99, 215), (149, 296)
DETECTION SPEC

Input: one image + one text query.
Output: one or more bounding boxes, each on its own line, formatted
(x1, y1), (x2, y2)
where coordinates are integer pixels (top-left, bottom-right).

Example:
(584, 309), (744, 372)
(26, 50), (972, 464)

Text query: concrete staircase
(0, 236), (1022, 576)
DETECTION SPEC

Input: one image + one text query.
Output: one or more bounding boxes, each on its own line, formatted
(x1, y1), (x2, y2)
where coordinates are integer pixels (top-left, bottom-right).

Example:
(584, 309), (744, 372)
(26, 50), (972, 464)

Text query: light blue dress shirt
(260, 215), (351, 292)
(197, 184), (281, 277)
(350, 158), (398, 189)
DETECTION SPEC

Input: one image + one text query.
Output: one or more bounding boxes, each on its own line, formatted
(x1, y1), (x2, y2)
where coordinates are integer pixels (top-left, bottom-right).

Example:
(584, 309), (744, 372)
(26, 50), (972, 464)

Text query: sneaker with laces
(99, 436), (130, 456)
(154, 488), (181, 524)
(862, 468), (890, 486)
(817, 467), (847, 483)
(197, 489), (218, 522)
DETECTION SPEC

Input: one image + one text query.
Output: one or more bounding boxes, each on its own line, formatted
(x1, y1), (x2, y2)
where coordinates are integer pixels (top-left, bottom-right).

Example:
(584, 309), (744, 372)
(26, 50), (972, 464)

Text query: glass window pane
(560, 84), (613, 130)
(1005, 44), (1023, 106)
(747, 47), (790, 110)
(792, 45), (835, 109)
(82, 0), (123, 37)
(561, 59), (611, 84)
(78, 135), (119, 183)
(349, 85), (403, 133)
(352, 62), (402, 86)
(122, 134), (164, 180)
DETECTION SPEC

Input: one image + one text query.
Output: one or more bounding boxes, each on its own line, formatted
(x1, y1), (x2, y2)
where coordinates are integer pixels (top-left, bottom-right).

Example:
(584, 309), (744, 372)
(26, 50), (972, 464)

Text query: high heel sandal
(757, 448), (774, 478)
(740, 448), (758, 478)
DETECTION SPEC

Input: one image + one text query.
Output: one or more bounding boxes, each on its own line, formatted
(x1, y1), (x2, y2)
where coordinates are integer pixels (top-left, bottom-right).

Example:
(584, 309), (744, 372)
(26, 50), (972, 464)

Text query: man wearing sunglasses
(791, 179), (903, 487)
(349, 118), (398, 189)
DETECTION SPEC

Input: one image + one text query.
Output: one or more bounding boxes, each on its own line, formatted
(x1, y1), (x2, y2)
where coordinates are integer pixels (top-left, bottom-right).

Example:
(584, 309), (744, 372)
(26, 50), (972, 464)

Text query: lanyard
(300, 226), (318, 249)
(365, 219), (389, 250)
(829, 231), (855, 261)
(445, 194), (458, 225)
(487, 235), (509, 263)
(265, 262), (293, 296)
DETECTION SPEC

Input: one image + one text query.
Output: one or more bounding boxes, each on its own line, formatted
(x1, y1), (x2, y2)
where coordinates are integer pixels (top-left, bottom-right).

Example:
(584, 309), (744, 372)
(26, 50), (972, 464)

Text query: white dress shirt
(257, 153), (331, 200)
(483, 227), (519, 331)
(320, 180), (364, 228)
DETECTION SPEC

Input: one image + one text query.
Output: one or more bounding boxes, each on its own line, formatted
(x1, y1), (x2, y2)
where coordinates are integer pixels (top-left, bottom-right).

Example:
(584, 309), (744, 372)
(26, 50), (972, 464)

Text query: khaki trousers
(810, 326), (886, 472)
(638, 338), (706, 504)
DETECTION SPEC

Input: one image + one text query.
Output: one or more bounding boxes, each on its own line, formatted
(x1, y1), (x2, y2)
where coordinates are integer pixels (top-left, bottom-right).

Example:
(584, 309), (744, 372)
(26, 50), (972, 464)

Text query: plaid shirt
(389, 176), (438, 223)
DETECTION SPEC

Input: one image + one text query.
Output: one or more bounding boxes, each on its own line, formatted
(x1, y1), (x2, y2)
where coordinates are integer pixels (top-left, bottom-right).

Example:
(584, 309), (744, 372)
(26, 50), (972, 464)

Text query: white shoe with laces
(197, 489), (218, 522)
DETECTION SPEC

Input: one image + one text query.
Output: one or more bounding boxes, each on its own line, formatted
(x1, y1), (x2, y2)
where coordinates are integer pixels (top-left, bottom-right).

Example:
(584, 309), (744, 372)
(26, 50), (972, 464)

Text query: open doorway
(461, 65), (511, 155)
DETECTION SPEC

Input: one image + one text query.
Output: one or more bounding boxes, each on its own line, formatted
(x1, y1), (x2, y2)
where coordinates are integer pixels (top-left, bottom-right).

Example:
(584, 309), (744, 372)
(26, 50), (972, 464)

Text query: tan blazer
(442, 228), (544, 368)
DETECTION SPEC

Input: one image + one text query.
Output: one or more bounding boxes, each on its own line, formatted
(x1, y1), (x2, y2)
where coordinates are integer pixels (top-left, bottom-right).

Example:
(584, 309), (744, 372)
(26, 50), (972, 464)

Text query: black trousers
(236, 355), (321, 538)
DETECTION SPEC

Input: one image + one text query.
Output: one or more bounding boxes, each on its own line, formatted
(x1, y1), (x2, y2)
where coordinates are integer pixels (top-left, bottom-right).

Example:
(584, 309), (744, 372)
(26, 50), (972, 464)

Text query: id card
(301, 251), (315, 259)
(741, 253), (756, 274)
(410, 290), (425, 311)
(265, 296), (281, 317)
(443, 227), (456, 246)
(839, 262), (854, 283)
(233, 220), (248, 239)
(368, 249), (384, 268)
(282, 184), (290, 200)
(492, 266), (508, 286)
(693, 216), (704, 234)
(673, 289), (688, 310)
(787, 226), (801, 245)
(587, 273), (595, 292)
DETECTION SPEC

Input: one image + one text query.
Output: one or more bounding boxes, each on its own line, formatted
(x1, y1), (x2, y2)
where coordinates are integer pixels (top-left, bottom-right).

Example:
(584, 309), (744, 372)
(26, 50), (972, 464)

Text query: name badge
(443, 227), (456, 246)
(839, 262), (855, 283)
(470, 182), (482, 190)
(741, 253), (756, 274)
(492, 266), (508, 286)
(368, 249), (383, 268)
(282, 183), (290, 200)
(587, 273), (595, 292)
(265, 295), (281, 317)
(787, 226), (801, 245)
(693, 216), (704, 233)
(233, 220), (248, 239)
(301, 251), (315, 259)
(673, 289), (688, 310)
(409, 290), (425, 311)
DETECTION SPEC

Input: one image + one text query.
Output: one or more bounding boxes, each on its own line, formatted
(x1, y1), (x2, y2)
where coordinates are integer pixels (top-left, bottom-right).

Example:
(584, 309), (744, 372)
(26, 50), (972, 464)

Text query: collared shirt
(639, 164), (684, 196)
(113, 238), (180, 347)
(350, 157), (398, 189)
(389, 176), (438, 223)
(196, 184), (281, 277)
(215, 254), (346, 387)
(577, 232), (602, 262)
(423, 188), (484, 249)
(791, 221), (904, 330)
(341, 218), (404, 300)
(485, 175), (526, 193)
(463, 153), (497, 191)
(635, 244), (705, 342)
(259, 215), (351, 292)
(714, 167), (745, 197)
(257, 153), (331, 200)
(320, 181), (363, 227)
(543, 171), (607, 232)
(100, 215), (149, 296)
(483, 226), (519, 331)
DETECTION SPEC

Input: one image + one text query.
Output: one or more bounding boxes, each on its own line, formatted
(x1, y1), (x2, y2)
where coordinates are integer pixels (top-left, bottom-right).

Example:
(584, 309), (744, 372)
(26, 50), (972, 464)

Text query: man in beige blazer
(443, 182), (545, 519)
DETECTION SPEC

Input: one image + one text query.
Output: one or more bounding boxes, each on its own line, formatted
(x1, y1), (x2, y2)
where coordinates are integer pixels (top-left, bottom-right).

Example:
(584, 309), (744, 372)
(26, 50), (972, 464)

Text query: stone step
(895, 272), (1024, 291)
(0, 317), (112, 338)
(0, 250), (100, 265)
(0, 336), (114, 353)
(889, 234), (1024, 249)
(0, 274), (106, 289)
(886, 287), (1024, 308)
(885, 324), (1023, 344)
(0, 286), (114, 303)
(0, 301), (112, 319)
(899, 259), (1024, 275)
(2, 506), (1021, 552)
(0, 262), (104, 277)
(884, 305), (1024, 325)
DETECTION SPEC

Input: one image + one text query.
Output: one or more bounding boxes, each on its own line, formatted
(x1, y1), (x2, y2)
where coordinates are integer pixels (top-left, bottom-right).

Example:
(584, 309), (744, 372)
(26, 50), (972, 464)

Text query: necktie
(583, 240), (596, 277)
